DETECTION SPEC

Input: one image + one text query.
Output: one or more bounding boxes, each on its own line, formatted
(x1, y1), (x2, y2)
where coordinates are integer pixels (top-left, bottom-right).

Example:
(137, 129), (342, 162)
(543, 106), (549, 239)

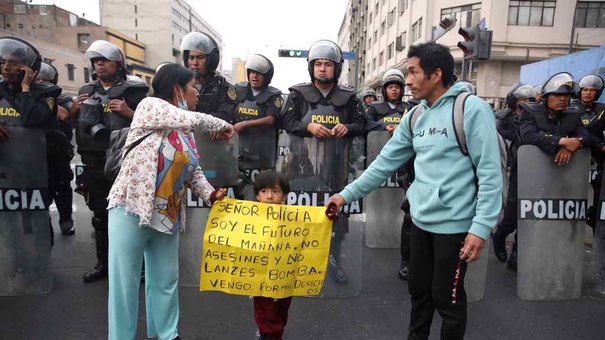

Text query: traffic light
(278, 49), (308, 58)
(457, 24), (493, 60)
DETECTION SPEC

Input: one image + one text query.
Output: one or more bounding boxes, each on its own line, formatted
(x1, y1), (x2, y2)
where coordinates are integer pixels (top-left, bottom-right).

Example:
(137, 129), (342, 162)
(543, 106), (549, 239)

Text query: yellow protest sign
(200, 197), (333, 298)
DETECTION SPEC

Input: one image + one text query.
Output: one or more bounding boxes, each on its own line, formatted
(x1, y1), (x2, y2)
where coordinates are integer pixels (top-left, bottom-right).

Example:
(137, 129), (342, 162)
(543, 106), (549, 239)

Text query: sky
(30, 0), (350, 92)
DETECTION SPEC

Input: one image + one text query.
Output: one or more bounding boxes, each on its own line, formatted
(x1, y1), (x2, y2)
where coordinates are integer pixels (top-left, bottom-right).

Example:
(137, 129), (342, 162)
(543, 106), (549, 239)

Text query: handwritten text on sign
(200, 198), (333, 298)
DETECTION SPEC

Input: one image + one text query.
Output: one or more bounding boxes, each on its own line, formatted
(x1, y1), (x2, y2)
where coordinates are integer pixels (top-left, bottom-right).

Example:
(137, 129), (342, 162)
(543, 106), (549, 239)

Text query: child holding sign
(252, 169), (292, 340)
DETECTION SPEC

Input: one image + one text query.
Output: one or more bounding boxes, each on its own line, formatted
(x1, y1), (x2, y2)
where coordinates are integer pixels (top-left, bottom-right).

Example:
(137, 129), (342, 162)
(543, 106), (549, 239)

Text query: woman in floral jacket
(106, 63), (234, 340)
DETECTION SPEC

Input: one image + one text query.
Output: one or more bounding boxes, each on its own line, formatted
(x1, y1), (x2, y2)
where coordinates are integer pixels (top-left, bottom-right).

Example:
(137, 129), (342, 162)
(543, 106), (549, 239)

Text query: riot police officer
(360, 87), (377, 109)
(36, 61), (76, 236)
(71, 40), (149, 283)
(365, 69), (408, 134)
(573, 74), (605, 228)
(282, 39), (366, 284)
(180, 32), (237, 125)
(492, 82), (536, 270)
(520, 72), (588, 166)
(534, 85), (543, 103)
(234, 54), (282, 182)
(0, 37), (61, 246)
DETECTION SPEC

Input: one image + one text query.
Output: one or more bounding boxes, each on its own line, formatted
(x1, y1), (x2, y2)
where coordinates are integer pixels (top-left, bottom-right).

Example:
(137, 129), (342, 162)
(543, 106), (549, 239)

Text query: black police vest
(523, 102), (581, 137)
(76, 82), (135, 153)
(234, 84), (279, 170)
(371, 101), (404, 125)
(0, 96), (22, 127)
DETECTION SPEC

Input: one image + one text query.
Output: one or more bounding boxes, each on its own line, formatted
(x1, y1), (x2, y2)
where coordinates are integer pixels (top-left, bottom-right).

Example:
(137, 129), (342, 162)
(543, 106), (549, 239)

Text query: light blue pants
(108, 206), (179, 340)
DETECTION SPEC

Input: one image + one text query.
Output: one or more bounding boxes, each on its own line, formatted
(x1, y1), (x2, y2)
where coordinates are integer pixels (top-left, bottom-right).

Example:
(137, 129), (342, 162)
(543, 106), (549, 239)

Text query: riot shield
(517, 146), (589, 301)
(239, 126), (276, 172)
(179, 133), (240, 287)
(587, 160), (605, 299)
(364, 131), (405, 248)
(278, 134), (364, 298)
(0, 127), (51, 295)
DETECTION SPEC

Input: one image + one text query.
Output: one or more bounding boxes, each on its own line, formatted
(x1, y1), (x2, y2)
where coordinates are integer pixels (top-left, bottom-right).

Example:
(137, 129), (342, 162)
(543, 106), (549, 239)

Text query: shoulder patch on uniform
(46, 97), (55, 110)
(274, 97), (283, 109)
(227, 86), (237, 101)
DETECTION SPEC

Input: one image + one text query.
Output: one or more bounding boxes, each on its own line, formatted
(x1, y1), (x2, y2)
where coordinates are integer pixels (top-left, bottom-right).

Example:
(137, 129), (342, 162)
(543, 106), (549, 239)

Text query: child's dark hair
(254, 169), (290, 195)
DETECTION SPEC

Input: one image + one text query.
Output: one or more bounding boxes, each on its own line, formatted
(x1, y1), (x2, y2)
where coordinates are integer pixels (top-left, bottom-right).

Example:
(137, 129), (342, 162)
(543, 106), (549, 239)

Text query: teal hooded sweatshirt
(340, 83), (502, 241)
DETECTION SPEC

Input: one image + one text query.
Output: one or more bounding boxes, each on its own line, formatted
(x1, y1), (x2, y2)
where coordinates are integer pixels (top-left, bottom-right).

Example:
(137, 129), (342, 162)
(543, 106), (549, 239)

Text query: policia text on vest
(518, 198), (587, 220)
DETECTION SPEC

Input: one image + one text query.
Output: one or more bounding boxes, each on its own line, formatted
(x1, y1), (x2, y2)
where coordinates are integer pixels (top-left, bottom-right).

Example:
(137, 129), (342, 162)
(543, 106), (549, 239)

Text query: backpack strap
(452, 92), (471, 155)
(409, 105), (423, 133)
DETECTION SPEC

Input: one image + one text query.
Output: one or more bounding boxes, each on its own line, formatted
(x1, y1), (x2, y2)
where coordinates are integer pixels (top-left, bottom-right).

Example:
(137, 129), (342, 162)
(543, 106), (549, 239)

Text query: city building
(0, 0), (154, 91)
(339, 0), (605, 105)
(99, 0), (223, 72)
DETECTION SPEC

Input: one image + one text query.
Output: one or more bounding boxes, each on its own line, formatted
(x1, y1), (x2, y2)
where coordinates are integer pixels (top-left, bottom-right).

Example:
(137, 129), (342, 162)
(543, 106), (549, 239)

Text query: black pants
(408, 225), (468, 340)
(80, 152), (111, 265)
(401, 212), (412, 262)
(495, 170), (518, 242)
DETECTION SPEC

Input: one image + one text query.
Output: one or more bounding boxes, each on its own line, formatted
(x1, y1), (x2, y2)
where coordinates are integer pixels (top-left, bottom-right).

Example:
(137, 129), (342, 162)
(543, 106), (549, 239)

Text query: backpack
(409, 92), (510, 215)
(104, 128), (153, 182)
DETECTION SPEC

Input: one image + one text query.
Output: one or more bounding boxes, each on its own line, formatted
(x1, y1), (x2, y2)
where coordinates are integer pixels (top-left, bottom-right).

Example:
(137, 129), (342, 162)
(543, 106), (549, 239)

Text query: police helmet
(0, 36), (42, 73)
(38, 61), (58, 84)
(180, 32), (220, 74)
(381, 69), (405, 100)
(361, 87), (377, 101)
(578, 74), (604, 100)
(533, 85), (542, 95)
(541, 72), (580, 97)
(84, 40), (127, 80)
(126, 75), (146, 85)
(306, 40), (343, 82)
(506, 82), (536, 109)
(245, 54), (274, 86)
(455, 80), (476, 95)
(155, 62), (172, 73)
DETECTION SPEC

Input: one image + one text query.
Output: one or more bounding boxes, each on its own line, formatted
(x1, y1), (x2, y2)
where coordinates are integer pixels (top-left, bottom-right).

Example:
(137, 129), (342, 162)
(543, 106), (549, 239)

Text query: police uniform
(234, 81), (282, 173)
(574, 100), (605, 227)
(196, 73), (238, 123)
(75, 78), (148, 278)
(365, 101), (408, 132)
(519, 102), (589, 154)
(283, 82), (366, 285)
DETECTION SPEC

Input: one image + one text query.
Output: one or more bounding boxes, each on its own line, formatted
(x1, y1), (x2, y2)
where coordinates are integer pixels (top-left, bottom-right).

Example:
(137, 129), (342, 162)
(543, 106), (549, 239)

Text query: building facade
(339, 0), (605, 104)
(99, 0), (223, 72)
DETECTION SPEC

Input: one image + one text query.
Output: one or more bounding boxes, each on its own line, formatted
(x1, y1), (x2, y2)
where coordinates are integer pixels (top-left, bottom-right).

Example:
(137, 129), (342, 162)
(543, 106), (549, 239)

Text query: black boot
(398, 260), (409, 280)
(507, 243), (517, 272)
(83, 262), (108, 282)
(84, 217), (108, 282)
(328, 254), (348, 285)
(59, 219), (75, 236)
(492, 231), (508, 263)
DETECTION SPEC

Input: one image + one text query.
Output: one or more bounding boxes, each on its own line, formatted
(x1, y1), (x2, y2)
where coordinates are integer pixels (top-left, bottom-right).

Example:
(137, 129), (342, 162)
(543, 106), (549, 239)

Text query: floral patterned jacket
(107, 96), (230, 228)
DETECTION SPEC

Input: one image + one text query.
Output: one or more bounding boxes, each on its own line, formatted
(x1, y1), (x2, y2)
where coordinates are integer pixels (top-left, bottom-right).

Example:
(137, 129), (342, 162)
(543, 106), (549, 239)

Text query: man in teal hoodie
(326, 42), (502, 339)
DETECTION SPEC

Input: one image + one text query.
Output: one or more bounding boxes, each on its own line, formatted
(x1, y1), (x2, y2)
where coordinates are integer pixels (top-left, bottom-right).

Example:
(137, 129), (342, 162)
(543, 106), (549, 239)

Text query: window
(135, 18), (138, 27)
(134, 5), (137, 13)
(66, 64), (76, 81)
(411, 18), (422, 42)
(135, 33), (138, 40)
(14, 4), (26, 14)
(388, 9), (395, 27)
(508, 1), (556, 26)
(396, 32), (406, 51)
(575, 2), (605, 28)
(39, 5), (48, 15)
(172, 8), (182, 20)
(368, 37), (372, 47)
(375, 2), (379, 13)
(441, 3), (481, 28)
(77, 34), (89, 49)
(84, 67), (90, 83)
(381, 20), (386, 35)
(388, 43), (394, 59)
(367, 62), (371, 73)
(373, 57), (376, 71)
(374, 29), (378, 41)
(398, 0), (409, 14)
(379, 51), (384, 66)
(369, 12), (373, 24)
